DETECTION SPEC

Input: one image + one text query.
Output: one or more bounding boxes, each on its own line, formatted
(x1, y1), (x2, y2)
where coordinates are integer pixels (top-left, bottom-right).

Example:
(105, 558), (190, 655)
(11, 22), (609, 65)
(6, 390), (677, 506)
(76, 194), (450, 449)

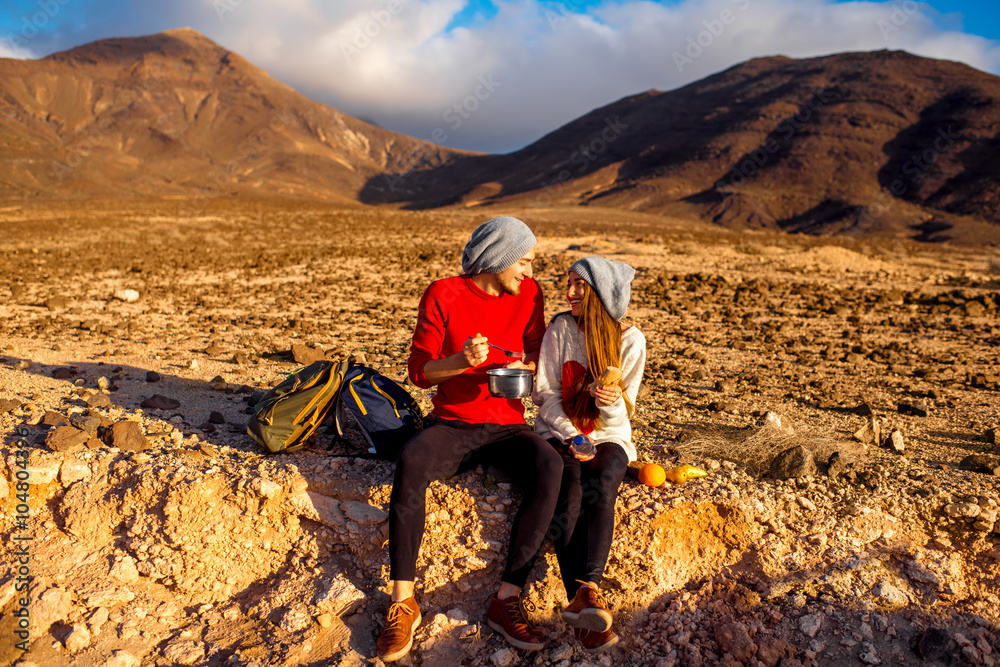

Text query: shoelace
(576, 580), (607, 607)
(506, 598), (537, 631)
(384, 601), (415, 632)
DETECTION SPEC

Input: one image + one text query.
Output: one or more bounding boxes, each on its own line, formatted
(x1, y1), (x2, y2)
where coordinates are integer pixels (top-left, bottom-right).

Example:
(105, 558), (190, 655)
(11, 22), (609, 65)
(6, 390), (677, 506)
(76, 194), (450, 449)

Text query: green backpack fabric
(246, 359), (352, 453)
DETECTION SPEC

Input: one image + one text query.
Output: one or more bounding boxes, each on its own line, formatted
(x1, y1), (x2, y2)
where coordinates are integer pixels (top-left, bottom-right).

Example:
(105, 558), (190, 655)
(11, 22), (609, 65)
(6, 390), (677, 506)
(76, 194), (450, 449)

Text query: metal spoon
(469, 337), (522, 358)
(486, 341), (522, 358)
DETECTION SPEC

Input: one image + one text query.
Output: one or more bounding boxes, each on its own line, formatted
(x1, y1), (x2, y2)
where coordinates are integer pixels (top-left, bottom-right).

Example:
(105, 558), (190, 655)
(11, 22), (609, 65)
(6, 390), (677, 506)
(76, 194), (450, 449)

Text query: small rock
(97, 376), (111, 391)
(858, 642), (880, 665)
(986, 427), (997, 446)
(756, 636), (792, 667)
(209, 411), (226, 424)
(63, 623), (91, 652)
(715, 379), (736, 393)
(69, 413), (102, 433)
(161, 640), (205, 665)
(715, 621), (756, 662)
(797, 496), (817, 511)
(944, 502), (980, 519)
(317, 613), (333, 628)
(46, 425), (89, 452)
(103, 421), (149, 451)
(109, 556), (140, 584)
(52, 367), (74, 379)
(45, 295), (69, 310)
(113, 289), (140, 303)
(826, 452), (847, 478)
(898, 400), (928, 417)
(491, 647), (516, 667)
(141, 395), (180, 410)
(40, 410), (70, 427)
(252, 478), (282, 499)
(291, 343), (325, 365)
(86, 393), (112, 408)
(105, 651), (140, 667)
(888, 430), (905, 453)
(59, 459), (91, 485)
(549, 643), (573, 661)
(0, 398), (22, 414)
(799, 613), (823, 638)
(770, 445), (817, 480)
(145, 371), (161, 383)
(853, 417), (881, 446)
(872, 581), (908, 607)
(205, 343), (225, 356)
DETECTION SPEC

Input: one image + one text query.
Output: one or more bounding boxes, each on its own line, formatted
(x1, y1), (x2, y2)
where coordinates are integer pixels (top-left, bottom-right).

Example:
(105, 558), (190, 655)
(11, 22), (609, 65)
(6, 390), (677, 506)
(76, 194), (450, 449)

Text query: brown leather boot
(562, 581), (613, 632)
(574, 626), (620, 652)
(486, 595), (546, 651)
(376, 597), (421, 662)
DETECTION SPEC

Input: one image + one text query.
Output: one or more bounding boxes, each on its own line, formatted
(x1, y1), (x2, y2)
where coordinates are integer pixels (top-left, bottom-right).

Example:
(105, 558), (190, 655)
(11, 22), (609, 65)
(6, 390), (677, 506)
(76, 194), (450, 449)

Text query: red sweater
(408, 275), (545, 424)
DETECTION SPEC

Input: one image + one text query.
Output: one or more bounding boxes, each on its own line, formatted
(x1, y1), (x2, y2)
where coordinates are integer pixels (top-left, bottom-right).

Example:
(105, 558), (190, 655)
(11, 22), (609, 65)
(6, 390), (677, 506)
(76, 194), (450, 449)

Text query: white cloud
(26, 0), (1000, 152)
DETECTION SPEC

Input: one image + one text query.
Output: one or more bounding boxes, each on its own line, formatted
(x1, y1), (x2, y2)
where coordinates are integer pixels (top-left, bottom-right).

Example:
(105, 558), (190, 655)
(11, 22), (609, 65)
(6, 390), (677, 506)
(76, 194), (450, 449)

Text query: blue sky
(2, 0), (998, 153)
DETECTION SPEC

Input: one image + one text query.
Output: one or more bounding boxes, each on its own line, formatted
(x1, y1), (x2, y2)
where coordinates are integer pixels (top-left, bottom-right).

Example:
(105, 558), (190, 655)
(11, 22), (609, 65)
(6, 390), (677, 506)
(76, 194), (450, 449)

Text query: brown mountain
(362, 50), (1000, 241)
(0, 28), (464, 201)
(3, 30), (998, 241)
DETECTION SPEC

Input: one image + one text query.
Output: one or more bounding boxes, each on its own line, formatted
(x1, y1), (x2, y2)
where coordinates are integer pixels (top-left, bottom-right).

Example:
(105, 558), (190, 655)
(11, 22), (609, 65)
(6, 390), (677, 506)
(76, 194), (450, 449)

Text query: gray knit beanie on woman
(569, 256), (636, 321)
(461, 216), (537, 275)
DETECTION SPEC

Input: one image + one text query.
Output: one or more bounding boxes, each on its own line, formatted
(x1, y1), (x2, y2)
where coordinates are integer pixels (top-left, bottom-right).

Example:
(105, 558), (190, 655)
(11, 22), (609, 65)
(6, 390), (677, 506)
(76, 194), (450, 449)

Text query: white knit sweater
(532, 313), (647, 462)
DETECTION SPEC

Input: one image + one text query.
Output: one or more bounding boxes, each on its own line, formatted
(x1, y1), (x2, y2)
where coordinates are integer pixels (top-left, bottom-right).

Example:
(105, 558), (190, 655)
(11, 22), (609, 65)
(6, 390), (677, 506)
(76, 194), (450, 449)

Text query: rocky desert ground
(0, 199), (998, 667)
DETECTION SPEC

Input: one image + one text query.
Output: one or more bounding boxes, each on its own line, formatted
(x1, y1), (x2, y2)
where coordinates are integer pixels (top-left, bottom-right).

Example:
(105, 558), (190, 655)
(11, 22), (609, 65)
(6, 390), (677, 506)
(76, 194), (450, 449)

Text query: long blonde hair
(565, 284), (635, 431)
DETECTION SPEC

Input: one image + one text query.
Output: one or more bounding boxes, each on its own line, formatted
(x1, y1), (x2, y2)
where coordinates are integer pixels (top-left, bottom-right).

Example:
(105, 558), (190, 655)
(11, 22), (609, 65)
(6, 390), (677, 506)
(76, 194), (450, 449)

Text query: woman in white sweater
(532, 256), (646, 653)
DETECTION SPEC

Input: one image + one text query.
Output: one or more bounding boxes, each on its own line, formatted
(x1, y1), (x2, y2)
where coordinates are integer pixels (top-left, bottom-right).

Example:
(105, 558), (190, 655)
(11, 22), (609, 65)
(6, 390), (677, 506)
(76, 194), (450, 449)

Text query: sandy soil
(0, 199), (998, 667)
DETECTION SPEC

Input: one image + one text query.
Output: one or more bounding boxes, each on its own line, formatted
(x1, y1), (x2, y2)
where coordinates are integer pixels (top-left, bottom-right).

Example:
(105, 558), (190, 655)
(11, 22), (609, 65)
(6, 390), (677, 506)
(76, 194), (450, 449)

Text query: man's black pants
(389, 417), (563, 588)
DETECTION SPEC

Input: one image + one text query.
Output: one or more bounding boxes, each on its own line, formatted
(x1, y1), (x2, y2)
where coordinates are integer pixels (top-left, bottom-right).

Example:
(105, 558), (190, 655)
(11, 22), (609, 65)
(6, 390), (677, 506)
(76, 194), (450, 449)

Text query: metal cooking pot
(486, 368), (533, 399)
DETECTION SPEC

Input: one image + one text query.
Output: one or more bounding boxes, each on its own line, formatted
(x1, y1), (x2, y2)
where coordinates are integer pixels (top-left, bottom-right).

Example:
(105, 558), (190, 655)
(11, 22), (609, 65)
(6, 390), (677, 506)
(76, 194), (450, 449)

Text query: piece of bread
(598, 366), (622, 386)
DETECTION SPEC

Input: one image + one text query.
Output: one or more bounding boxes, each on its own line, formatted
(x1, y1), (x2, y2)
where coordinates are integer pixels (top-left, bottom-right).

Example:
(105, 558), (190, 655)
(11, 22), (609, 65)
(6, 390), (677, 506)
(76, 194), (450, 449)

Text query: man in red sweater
(377, 216), (563, 662)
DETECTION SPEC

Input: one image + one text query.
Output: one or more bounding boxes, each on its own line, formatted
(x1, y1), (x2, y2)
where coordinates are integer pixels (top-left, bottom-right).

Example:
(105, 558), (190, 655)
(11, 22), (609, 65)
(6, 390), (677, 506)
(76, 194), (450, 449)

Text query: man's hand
(593, 384), (622, 407)
(463, 333), (489, 368)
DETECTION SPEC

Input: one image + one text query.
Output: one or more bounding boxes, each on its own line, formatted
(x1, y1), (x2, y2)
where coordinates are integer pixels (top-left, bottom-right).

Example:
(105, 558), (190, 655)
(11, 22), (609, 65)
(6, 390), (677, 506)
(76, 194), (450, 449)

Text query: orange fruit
(638, 463), (666, 488)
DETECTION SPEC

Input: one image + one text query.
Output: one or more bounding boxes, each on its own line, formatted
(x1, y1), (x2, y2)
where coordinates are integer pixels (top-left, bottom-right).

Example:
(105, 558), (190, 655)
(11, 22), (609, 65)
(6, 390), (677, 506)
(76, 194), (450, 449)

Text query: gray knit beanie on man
(569, 256), (636, 321)
(461, 216), (537, 275)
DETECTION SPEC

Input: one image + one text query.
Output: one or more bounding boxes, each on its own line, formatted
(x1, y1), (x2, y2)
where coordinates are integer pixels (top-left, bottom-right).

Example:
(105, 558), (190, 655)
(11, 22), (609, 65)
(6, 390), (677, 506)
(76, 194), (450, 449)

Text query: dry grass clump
(679, 421), (852, 477)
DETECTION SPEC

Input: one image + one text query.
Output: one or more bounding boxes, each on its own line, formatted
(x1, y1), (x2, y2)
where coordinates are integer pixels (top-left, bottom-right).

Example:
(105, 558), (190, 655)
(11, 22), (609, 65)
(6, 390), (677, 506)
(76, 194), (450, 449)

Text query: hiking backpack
(246, 359), (422, 459)
(246, 359), (351, 454)
(335, 365), (423, 461)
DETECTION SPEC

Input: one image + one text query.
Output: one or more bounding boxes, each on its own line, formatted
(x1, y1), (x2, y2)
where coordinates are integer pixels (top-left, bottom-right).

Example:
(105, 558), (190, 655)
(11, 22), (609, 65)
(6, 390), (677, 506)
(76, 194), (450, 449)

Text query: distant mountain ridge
(2, 30), (998, 241)
(0, 28), (465, 201)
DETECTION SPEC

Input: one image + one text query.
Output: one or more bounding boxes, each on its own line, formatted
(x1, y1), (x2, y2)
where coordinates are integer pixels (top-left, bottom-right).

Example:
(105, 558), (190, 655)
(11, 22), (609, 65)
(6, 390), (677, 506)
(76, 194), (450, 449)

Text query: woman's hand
(505, 359), (536, 372)
(463, 333), (489, 368)
(593, 384), (622, 407)
(567, 434), (595, 461)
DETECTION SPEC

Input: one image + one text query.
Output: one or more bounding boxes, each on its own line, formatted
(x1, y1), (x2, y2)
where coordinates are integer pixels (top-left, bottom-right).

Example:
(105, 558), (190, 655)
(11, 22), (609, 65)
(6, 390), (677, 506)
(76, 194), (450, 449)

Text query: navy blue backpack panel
(336, 366), (423, 461)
